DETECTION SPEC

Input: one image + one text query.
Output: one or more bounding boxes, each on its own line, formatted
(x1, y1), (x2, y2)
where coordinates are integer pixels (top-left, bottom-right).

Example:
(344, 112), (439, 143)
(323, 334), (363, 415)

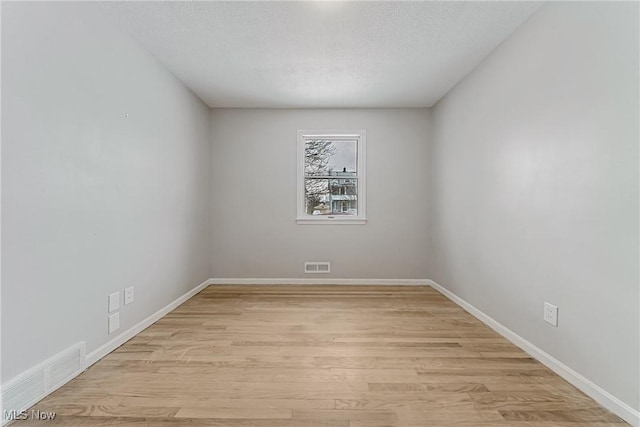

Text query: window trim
(296, 129), (367, 225)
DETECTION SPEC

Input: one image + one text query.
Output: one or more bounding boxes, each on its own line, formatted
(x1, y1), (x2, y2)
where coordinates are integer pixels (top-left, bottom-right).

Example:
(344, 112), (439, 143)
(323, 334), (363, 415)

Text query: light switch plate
(108, 312), (120, 334)
(108, 292), (120, 313)
(543, 302), (558, 326)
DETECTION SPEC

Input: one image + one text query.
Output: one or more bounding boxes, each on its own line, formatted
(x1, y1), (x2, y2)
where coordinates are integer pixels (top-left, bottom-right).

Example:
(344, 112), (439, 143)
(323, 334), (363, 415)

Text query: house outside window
(296, 130), (366, 225)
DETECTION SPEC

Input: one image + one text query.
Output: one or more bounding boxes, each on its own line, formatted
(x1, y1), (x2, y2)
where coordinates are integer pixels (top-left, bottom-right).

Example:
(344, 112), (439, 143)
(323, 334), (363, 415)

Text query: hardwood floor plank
(174, 407), (292, 419)
(368, 382), (489, 392)
(292, 408), (397, 422)
(499, 408), (626, 423)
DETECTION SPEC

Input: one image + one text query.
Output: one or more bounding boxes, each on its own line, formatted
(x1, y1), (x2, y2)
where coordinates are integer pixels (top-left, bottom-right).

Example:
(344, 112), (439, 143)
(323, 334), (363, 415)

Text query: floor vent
(1, 342), (85, 426)
(305, 262), (330, 273)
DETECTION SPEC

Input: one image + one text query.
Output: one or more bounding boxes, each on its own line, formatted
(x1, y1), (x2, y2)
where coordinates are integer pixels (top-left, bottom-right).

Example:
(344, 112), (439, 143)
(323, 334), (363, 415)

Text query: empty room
(1, 1), (638, 426)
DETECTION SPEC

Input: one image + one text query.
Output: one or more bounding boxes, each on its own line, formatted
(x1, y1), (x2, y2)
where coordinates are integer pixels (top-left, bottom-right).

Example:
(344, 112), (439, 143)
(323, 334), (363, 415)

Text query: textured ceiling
(102, 1), (541, 108)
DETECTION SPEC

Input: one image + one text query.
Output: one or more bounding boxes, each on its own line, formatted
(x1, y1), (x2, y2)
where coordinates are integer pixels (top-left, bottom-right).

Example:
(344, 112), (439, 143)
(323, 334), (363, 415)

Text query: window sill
(296, 217), (367, 225)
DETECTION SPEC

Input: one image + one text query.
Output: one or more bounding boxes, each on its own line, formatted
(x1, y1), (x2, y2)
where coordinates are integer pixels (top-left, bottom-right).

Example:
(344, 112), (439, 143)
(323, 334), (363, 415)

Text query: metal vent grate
(304, 262), (330, 274)
(2, 342), (85, 425)
(48, 346), (83, 390)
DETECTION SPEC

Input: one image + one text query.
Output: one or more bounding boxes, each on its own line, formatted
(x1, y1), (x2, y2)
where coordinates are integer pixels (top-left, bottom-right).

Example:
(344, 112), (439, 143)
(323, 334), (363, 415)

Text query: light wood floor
(22, 285), (627, 426)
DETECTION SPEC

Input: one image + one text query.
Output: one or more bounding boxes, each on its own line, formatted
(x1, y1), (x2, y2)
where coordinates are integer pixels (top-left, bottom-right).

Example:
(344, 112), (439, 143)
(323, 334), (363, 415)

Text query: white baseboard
(428, 279), (640, 427)
(208, 278), (430, 286)
(85, 278), (211, 367)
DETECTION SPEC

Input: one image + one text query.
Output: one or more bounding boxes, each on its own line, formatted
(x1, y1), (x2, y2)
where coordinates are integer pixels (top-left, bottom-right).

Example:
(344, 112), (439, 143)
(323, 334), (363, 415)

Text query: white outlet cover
(124, 286), (134, 305)
(108, 292), (120, 313)
(543, 302), (558, 327)
(108, 312), (120, 334)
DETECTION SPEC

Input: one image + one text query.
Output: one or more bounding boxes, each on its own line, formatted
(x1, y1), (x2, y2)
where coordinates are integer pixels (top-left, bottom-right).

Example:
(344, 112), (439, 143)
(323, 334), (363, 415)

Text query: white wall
(429, 1), (639, 415)
(210, 109), (430, 279)
(1, 3), (211, 382)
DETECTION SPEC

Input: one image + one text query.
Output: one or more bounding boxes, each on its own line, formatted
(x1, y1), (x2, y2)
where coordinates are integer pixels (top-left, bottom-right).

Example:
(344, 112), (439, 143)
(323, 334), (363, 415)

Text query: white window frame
(296, 130), (367, 225)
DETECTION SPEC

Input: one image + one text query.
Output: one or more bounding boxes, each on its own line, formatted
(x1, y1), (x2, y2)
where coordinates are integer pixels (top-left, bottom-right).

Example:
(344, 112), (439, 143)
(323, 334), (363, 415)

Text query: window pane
(305, 139), (357, 176)
(304, 178), (358, 216)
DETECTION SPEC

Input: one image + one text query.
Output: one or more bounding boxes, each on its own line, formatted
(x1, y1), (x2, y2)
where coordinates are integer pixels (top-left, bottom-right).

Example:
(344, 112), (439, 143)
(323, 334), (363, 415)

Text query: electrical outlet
(543, 302), (558, 326)
(124, 286), (134, 305)
(108, 292), (120, 313)
(108, 312), (120, 334)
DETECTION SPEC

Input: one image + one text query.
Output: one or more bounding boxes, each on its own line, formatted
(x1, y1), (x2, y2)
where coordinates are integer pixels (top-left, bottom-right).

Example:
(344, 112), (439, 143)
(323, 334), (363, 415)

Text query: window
(297, 130), (366, 224)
